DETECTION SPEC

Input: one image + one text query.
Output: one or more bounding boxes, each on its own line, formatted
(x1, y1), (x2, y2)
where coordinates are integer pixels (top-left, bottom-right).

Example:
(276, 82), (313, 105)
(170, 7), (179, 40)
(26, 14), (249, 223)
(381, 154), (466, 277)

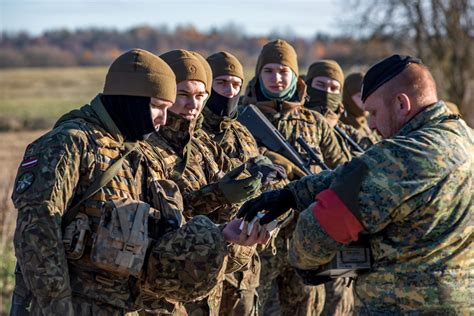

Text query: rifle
(296, 136), (331, 171)
(334, 125), (365, 154)
(238, 104), (312, 175)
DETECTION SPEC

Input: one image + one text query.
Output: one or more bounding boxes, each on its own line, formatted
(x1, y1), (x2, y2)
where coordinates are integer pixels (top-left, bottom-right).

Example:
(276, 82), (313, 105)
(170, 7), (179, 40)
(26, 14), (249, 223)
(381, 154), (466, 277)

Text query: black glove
(236, 188), (296, 225)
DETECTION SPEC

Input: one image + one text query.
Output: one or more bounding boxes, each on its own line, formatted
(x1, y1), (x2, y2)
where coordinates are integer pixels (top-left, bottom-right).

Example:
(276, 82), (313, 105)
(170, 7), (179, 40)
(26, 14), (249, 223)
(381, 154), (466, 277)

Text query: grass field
(0, 67), (107, 130)
(0, 66), (256, 128)
(0, 130), (45, 314)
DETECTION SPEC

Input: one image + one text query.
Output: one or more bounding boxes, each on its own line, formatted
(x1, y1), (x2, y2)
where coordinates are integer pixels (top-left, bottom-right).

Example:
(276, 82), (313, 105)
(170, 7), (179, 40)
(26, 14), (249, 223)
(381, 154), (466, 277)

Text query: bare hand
(223, 219), (270, 246)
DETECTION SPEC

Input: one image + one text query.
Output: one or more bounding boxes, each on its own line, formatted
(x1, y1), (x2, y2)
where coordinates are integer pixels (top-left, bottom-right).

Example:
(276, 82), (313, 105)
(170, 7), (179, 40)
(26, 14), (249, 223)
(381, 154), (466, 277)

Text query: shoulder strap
(61, 142), (138, 230)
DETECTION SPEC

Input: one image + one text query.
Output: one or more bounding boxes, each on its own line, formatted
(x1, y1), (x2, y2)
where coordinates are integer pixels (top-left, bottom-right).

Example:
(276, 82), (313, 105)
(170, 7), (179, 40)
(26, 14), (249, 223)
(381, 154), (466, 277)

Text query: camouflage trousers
(184, 281), (224, 316)
(219, 253), (261, 316)
(353, 268), (474, 315)
(320, 278), (354, 316)
(28, 294), (140, 316)
(258, 232), (325, 316)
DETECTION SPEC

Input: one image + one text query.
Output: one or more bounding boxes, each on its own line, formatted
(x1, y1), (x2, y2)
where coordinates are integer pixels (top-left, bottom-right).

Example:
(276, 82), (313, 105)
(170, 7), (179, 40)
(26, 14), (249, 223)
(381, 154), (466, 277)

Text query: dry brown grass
(0, 130), (45, 314)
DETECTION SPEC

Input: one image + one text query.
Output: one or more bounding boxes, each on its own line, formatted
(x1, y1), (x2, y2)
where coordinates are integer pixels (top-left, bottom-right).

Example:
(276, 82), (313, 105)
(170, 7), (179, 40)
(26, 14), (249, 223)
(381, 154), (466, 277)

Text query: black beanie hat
(361, 54), (422, 102)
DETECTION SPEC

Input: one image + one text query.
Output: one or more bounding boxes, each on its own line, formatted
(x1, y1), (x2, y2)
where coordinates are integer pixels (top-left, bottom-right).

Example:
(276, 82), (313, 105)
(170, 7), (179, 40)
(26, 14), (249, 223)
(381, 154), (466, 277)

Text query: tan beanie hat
(306, 60), (344, 89)
(160, 49), (209, 92)
(256, 39), (299, 76)
(103, 48), (176, 103)
(190, 51), (213, 94)
(206, 51), (244, 82)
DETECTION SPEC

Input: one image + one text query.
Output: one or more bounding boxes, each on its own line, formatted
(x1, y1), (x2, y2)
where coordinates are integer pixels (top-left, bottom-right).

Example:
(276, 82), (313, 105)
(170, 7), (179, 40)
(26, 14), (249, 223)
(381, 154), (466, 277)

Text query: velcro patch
(15, 172), (35, 194)
(20, 157), (38, 169)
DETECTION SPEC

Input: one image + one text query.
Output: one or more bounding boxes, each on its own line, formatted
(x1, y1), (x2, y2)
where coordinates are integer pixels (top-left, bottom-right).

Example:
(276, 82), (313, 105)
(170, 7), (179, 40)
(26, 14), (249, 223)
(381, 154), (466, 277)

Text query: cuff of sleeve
(38, 294), (73, 315)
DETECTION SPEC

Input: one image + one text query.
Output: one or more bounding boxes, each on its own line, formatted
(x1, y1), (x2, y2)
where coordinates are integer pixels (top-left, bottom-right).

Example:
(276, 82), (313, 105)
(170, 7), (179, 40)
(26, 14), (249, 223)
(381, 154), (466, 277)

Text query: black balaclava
(101, 94), (154, 141)
(206, 88), (240, 118)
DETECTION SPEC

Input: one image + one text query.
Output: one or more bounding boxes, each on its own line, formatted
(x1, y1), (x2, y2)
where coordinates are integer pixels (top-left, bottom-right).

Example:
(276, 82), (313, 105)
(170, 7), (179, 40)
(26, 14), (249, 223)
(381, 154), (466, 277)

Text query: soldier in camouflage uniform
(241, 40), (350, 174)
(238, 54), (473, 315)
(146, 49), (278, 315)
(305, 60), (377, 153)
(240, 39), (352, 316)
(11, 49), (266, 316)
(341, 72), (381, 145)
(202, 51), (290, 316)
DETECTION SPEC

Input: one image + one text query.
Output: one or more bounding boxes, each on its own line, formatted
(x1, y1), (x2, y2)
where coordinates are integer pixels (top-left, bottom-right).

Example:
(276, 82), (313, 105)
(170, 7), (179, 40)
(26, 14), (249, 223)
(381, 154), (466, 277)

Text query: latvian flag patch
(21, 157), (38, 169)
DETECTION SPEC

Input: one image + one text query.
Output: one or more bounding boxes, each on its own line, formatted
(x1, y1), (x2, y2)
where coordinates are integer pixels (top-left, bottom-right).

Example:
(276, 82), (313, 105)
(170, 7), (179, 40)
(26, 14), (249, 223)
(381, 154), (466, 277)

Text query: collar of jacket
(159, 111), (202, 153)
(396, 101), (457, 137)
(341, 111), (368, 130)
(202, 106), (237, 133)
(242, 76), (308, 120)
(54, 94), (125, 144)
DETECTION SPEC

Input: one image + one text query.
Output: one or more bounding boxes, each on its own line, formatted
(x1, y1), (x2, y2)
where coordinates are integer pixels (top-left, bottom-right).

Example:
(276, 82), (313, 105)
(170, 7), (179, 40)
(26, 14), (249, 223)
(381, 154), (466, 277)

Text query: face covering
(259, 71), (298, 101)
(101, 94), (154, 141)
(306, 87), (342, 114)
(206, 88), (240, 118)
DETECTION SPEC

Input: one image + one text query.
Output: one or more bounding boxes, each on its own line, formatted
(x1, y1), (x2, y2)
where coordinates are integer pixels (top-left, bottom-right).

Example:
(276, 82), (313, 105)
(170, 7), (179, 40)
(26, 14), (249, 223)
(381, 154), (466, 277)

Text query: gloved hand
(247, 155), (287, 186)
(218, 163), (262, 204)
(264, 150), (306, 180)
(237, 188), (296, 225)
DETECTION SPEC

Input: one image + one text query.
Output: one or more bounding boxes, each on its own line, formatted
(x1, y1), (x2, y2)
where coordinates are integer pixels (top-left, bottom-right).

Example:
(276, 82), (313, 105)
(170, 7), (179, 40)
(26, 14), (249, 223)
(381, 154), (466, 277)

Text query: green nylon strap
(61, 142), (139, 230)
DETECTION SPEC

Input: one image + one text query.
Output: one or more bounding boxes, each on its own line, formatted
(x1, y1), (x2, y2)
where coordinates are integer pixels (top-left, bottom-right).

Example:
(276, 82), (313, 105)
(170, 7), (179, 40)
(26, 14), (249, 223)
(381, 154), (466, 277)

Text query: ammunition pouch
(90, 199), (150, 278)
(296, 241), (372, 286)
(63, 212), (90, 260)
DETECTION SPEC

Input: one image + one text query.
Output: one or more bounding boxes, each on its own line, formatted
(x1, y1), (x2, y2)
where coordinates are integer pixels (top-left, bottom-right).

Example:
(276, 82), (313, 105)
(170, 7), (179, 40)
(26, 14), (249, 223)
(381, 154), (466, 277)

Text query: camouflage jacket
(201, 107), (260, 162)
(340, 109), (381, 145)
(287, 101), (473, 314)
(241, 77), (351, 172)
(11, 95), (183, 313)
(335, 121), (377, 152)
(147, 112), (240, 223)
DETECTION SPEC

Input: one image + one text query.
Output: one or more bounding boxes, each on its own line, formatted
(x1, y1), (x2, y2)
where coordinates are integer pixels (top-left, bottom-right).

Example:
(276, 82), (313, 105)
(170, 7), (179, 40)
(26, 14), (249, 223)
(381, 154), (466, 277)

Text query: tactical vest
(62, 117), (172, 310)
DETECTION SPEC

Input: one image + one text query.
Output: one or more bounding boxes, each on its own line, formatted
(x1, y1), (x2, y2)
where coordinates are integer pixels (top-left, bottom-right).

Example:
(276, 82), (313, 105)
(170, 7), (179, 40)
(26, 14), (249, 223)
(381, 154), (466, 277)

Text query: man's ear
(397, 93), (411, 117)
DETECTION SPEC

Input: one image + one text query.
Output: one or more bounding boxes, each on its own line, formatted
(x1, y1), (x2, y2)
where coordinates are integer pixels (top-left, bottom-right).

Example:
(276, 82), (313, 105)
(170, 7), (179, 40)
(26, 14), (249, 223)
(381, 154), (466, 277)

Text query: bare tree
(346, 0), (474, 126)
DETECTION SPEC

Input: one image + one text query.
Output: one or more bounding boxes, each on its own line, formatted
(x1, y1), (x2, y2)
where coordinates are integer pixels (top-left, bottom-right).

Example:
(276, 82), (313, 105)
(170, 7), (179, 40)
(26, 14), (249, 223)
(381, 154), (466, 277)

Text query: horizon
(0, 0), (349, 38)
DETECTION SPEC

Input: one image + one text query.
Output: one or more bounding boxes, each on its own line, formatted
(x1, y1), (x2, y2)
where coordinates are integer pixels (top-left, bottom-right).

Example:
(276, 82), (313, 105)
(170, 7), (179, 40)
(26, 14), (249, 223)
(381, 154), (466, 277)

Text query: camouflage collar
(159, 111), (194, 151)
(89, 94), (124, 143)
(202, 107), (237, 133)
(396, 101), (454, 137)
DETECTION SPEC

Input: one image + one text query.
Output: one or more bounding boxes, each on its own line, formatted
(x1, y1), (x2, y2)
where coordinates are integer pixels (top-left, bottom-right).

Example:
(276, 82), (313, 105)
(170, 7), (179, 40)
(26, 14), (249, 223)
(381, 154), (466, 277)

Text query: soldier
(240, 39), (352, 316)
(241, 40), (351, 173)
(341, 72), (381, 144)
(10, 48), (267, 316)
(146, 49), (280, 315)
(202, 51), (290, 315)
(238, 54), (473, 315)
(305, 60), (377, 152)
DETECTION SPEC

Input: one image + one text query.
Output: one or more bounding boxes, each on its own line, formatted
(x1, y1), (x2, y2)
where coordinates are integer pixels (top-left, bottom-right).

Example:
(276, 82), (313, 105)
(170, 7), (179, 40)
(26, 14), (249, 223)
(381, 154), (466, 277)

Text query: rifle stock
(238, 104), (312, 175)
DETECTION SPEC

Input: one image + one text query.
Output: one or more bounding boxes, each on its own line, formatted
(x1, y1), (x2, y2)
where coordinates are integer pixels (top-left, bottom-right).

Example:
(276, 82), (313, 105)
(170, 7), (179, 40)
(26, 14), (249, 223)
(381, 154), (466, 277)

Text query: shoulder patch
(20, 157), (38, 169)
(15, 172), (35, 194)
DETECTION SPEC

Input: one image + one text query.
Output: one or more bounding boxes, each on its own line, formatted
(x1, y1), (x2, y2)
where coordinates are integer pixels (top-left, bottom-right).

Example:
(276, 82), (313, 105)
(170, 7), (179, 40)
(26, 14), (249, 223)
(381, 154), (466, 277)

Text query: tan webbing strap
(61, 142), (139, 230)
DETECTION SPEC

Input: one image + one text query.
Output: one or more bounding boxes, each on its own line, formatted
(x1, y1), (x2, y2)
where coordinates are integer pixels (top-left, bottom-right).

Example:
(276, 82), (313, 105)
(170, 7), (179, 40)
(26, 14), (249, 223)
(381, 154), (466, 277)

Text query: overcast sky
(0, 0), (348, 38)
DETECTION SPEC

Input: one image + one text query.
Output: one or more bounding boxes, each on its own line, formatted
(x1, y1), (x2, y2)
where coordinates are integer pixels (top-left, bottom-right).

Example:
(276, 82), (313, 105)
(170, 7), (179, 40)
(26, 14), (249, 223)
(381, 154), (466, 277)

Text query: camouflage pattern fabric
(144, 215), (227, 302)
(241, 76), (351, 172)
(320, 278), (354, 316)
(340, 113), (381, 148)
(336, 121), (377, 151)
(147, 112), (240, 222)
(258, 229), (324, 316)
(201, 107), (260, 162)
(148, 111), (256, 314)
(287, 101), (473, 314)
(11, 95), (222, 314)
